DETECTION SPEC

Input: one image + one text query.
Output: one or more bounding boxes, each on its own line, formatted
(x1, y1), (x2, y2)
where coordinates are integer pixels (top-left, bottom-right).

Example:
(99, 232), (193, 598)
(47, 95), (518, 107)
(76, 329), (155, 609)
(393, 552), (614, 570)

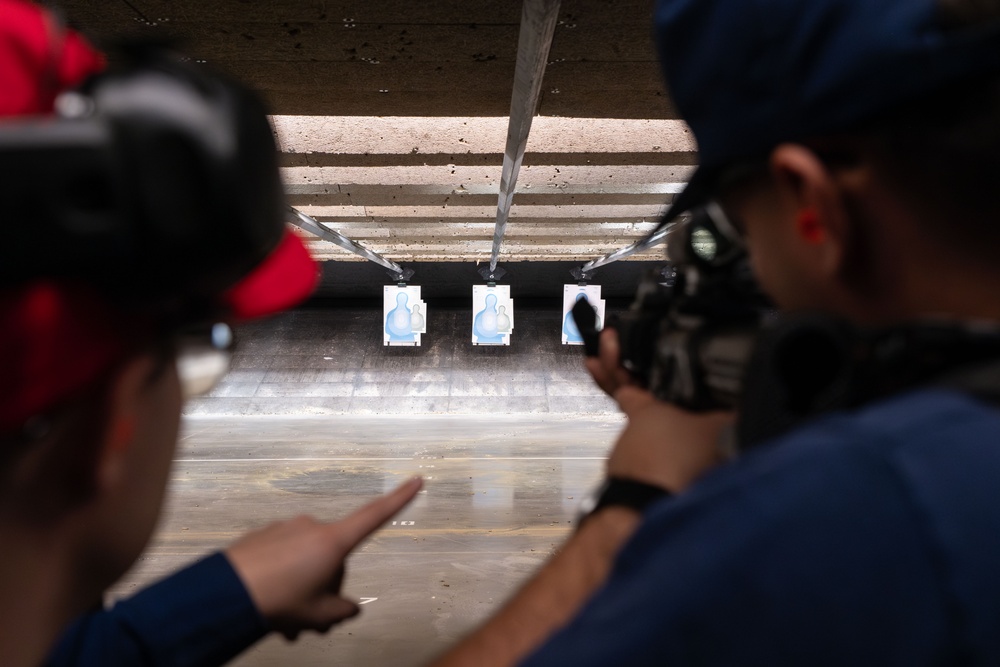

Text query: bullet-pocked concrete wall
(184, 303), (618, 416)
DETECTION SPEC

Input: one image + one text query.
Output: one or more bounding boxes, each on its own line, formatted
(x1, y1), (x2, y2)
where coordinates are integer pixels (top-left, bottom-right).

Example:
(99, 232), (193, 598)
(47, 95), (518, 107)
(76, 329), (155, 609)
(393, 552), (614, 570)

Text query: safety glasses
(174, 322), (235, 400)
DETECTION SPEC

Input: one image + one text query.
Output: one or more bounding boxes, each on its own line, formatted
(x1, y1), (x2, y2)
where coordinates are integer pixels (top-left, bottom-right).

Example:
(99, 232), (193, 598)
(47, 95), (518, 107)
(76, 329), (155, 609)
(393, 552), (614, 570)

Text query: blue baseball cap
(656, 0), (1000, 224)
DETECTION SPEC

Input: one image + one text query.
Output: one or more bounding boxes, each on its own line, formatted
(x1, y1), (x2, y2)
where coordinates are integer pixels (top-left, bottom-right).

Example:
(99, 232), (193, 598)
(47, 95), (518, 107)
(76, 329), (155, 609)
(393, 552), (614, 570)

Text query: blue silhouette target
(562, 285), (605, 345)
(384, 285), (427, 346)
(472, 285), (513, 345)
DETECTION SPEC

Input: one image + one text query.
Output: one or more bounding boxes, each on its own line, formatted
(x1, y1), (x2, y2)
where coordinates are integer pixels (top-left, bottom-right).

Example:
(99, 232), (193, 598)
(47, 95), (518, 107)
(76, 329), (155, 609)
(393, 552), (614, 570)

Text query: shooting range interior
(59, 0), (682, 663)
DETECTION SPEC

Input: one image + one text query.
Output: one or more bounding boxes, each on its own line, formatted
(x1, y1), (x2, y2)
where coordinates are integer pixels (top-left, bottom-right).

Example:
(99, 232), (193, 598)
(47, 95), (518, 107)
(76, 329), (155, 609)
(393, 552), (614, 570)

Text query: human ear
(93, 354), (156, 494)
(769, 144), (852, 280)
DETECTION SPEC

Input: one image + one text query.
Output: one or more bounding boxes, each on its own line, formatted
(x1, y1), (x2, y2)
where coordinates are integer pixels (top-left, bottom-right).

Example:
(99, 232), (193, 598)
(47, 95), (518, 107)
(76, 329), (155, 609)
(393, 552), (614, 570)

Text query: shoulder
(640, 388), (1000, 528)
(712, 388), (998, 499)
(532, 391), (1000, 665)
(623, 388), (1000, 596)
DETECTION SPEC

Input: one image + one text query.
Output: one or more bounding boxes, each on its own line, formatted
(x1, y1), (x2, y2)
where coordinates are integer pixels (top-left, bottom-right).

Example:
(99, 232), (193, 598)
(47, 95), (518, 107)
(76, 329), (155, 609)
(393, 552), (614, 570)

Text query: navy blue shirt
(45, 553), (267, 667)
(524, 389), (1000, 665)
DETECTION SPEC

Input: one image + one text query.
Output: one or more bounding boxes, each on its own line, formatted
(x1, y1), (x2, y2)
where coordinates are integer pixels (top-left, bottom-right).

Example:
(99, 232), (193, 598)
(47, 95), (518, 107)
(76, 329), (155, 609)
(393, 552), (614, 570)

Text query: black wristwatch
(576, 477), (672, 525)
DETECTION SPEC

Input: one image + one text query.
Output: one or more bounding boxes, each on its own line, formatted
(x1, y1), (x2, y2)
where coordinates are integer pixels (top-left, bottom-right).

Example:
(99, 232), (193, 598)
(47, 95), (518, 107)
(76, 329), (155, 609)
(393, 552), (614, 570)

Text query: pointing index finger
(332, 476), (423, 550)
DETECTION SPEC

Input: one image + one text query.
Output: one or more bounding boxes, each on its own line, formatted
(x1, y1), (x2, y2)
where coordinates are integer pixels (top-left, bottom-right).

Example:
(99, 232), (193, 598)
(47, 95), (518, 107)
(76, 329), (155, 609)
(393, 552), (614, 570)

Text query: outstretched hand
(585, 327), (734, 492)
(224, 476), (423, 639)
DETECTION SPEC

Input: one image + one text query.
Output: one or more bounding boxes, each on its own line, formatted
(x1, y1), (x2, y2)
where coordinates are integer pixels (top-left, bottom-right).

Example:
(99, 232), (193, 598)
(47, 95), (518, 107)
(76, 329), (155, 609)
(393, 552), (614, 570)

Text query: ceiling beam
(286, 206), (412, 279)
(489, 0), (562, 274)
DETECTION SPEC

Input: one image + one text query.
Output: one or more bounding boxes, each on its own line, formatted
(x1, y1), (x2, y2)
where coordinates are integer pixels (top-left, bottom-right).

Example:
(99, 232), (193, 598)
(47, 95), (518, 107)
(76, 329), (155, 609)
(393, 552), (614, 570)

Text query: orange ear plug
(796, 208), (824, 243)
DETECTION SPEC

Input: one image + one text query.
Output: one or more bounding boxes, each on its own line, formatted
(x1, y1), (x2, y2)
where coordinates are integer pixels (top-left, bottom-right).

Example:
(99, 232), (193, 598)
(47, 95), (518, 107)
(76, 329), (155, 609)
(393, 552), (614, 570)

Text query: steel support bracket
(389, 268), (415, 283)
(285, 205), (409, 276)
(478, 265), (508, 282)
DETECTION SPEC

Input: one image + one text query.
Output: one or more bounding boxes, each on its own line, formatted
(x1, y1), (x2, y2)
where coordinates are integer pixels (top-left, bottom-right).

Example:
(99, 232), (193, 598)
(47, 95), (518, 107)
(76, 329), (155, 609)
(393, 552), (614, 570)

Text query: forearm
(45, 553), (267, 667)
(431, 507), (641, 667)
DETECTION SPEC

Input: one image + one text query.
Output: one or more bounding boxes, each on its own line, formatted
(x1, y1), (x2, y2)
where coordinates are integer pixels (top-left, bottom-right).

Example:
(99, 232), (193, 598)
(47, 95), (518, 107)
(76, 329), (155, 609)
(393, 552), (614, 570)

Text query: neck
(850, 252), (1000, 327)
(839, 203), (1000, 325)
(0, 518), (91, 667)
(902, 263), (1000, 323)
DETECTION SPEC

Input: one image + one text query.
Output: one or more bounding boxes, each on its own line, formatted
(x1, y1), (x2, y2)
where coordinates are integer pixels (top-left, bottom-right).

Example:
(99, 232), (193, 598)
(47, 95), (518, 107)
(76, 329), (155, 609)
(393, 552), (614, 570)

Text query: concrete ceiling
(61, 0), (693, 267)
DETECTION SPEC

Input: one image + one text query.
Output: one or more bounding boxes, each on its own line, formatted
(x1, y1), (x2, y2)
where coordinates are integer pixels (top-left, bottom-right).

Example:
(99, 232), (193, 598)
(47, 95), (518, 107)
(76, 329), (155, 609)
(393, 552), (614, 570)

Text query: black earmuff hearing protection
(0, 43), (286, 311)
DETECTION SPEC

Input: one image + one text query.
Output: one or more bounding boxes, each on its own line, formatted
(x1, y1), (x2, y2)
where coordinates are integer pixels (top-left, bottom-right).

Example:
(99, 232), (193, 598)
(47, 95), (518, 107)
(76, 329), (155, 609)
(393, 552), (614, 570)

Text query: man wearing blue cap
(434, 0), (1000, 664)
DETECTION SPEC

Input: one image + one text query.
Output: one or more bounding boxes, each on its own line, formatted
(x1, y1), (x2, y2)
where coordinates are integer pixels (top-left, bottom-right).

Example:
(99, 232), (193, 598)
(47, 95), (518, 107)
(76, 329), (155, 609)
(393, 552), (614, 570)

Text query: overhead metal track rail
(483, 0), (562, 280)
(285, 206), (414, 281)
(571, 220), (678, 280)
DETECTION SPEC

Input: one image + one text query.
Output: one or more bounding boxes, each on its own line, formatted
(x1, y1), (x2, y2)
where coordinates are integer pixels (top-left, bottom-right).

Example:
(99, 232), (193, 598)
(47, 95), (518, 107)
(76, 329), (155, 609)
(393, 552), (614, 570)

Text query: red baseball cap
(0, 0), (105, 115)
(0, 1), (318, 433)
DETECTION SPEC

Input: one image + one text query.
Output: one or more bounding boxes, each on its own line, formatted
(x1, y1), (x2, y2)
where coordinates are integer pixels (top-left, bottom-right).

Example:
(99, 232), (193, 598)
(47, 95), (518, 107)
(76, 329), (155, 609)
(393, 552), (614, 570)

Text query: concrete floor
(111, 414), (623, 666)
(110, 303), (626, 663)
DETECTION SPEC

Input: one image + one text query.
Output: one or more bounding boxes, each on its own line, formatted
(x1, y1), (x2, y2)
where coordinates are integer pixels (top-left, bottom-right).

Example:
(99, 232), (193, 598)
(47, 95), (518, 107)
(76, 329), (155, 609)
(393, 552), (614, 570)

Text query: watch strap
(580, 477), (672, 526)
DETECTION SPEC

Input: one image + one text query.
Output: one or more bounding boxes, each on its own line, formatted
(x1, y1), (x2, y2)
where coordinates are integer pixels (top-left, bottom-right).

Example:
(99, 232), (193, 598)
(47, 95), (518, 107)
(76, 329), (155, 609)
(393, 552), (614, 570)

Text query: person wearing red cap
(429, 0), (1000, 666)
(0, 3), (421, 667)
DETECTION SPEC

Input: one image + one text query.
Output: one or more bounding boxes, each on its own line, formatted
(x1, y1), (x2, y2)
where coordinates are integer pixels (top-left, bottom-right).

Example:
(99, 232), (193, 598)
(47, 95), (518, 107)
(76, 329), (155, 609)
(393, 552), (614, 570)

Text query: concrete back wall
(185, 302), (621, 416)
